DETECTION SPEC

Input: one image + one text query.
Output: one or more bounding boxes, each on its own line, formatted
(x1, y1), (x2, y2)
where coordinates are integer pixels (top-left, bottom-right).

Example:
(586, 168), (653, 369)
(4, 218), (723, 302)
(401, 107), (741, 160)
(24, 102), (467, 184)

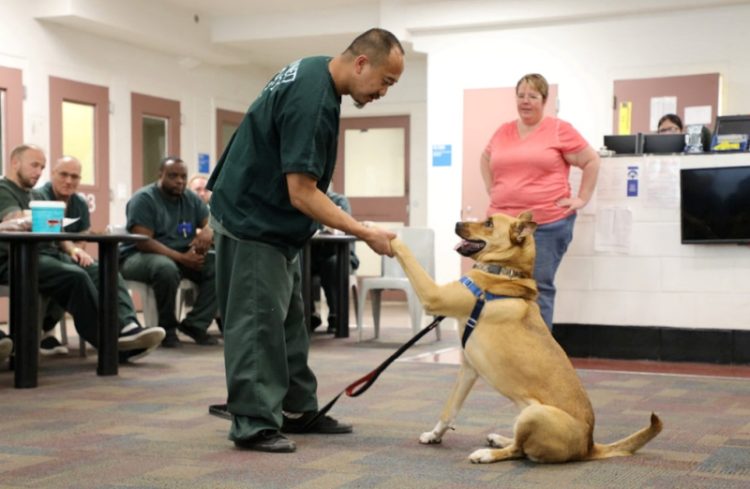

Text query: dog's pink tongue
(455, 240), (472, 252)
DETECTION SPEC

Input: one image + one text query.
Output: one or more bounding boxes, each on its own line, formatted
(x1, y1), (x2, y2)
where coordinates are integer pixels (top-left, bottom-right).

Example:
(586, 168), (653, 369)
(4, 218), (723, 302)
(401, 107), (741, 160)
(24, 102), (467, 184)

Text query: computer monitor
(681, 165), (750, 244)
(603, 134), (641, 155)
(642, 133), (685, 154)
(714, 114), (750, 137)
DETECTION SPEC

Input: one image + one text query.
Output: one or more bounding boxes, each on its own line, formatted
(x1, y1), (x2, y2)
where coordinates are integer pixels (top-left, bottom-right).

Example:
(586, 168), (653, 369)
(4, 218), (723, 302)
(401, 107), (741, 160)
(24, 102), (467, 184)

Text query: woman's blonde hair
(516, 73), (549, 103)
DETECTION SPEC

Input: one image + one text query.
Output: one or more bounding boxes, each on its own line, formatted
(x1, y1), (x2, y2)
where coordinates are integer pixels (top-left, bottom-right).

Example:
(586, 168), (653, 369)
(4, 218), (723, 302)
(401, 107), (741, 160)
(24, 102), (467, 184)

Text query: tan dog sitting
(389, 212), (662, 464)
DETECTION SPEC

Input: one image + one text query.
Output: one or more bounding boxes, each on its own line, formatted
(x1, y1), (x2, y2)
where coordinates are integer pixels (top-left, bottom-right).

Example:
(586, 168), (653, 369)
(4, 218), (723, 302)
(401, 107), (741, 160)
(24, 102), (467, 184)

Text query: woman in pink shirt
(480, 73), (600, 329)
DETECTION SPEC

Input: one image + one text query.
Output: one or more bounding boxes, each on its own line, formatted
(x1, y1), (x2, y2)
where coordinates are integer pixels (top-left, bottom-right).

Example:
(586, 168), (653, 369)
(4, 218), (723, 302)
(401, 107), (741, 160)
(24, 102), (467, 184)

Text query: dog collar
(459, 276), (512, 348)
(473, 263), (528, 279)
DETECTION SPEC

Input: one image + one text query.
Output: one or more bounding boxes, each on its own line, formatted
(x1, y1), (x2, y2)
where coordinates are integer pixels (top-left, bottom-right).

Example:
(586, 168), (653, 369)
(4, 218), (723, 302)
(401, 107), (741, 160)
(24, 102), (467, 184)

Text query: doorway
(0, 66), (23, 175)
(49, 76), (110, 234)
(131, 93), (180, 190)
(333, 115), (410, 277)
(216, 108), (244, 160)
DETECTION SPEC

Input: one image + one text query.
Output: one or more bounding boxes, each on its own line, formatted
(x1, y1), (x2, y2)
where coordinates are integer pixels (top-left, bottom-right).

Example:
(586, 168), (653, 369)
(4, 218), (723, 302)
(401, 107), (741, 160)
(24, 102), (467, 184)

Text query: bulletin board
(613, 73), (720, 135)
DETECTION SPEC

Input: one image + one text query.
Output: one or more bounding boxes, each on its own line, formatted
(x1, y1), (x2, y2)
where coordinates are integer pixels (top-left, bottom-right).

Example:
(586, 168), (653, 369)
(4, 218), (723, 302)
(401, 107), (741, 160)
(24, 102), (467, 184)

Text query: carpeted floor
(1, 323), (750, 489)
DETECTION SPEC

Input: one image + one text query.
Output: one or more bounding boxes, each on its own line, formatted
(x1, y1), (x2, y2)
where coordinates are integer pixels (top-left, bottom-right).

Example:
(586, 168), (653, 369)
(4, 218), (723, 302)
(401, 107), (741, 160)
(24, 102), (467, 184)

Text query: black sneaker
(119, 347), (152, 364)
(161, 328), (182, 348)
(326, 316), (337, 335)
(40, 335), (69, 356)
(0, 332), (12, 364)
(178, 323), (219, 346)
(234, 430), (296, 453)
(118, 324), (166, 351)
(281, 412), (353, 434)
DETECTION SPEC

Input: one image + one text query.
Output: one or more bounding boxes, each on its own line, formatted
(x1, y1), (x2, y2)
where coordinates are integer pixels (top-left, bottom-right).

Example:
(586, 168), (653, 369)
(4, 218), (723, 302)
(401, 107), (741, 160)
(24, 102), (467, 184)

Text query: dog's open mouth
(455, 239), (485, 257)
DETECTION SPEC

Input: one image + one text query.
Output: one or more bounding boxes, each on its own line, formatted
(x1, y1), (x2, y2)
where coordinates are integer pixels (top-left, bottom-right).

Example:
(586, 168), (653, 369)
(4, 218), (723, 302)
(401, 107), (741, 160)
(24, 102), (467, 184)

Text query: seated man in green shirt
(35, 155), (152, 357)
(121, 156), (218, 348)
(0, 144), (166, 363)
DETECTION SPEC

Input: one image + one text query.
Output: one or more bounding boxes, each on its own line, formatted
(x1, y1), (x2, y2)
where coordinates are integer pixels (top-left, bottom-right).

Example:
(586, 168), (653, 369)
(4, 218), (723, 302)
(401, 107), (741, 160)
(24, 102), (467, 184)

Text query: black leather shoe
(161, 328), (182, 348)
(282, 412), (353, 434)
(178, 323), (219, 346)
(234, 430), (296, 453)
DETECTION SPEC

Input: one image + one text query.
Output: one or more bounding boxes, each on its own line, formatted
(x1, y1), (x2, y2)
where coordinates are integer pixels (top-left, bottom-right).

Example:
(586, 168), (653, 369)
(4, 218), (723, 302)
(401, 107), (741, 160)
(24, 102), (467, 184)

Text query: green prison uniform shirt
(0, 178), (59, 269)
(35, 182), (91, 233)
(120, 183), (209, 260)
(207, 56), (341, 257)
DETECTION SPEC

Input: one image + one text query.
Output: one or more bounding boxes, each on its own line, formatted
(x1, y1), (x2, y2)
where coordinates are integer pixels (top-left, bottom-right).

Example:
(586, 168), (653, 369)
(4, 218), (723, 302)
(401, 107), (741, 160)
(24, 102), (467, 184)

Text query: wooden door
(131, 93), (180, 190)
(49, 77), (110, 234)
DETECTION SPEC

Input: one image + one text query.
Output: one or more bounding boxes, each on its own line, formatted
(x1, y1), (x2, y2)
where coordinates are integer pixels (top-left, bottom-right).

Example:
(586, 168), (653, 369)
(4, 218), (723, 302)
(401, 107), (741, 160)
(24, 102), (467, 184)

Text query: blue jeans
(533, 213), (576, 330)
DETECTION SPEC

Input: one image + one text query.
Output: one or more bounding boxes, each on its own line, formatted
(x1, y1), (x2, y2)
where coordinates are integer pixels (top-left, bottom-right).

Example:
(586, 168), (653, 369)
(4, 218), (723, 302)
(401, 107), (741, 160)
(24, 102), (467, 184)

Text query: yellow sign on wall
(618, 101), (632, 135)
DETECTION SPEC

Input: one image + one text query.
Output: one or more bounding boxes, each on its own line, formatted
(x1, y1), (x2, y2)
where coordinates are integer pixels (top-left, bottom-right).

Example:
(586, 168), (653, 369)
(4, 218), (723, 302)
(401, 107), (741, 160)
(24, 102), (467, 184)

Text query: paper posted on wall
(594, 207), (632, 253)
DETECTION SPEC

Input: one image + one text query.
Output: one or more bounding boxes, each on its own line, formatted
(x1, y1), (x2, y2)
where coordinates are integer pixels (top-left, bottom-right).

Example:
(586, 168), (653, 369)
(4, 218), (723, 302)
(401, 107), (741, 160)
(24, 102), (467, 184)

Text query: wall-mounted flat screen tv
(681, 165), (750, 243)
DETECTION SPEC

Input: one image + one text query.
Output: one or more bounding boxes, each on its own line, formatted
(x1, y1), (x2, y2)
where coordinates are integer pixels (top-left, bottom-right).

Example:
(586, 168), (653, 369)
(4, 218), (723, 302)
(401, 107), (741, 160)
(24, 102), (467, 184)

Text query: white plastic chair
(105, 224), (197, 326)
(356, 227), (439, 341)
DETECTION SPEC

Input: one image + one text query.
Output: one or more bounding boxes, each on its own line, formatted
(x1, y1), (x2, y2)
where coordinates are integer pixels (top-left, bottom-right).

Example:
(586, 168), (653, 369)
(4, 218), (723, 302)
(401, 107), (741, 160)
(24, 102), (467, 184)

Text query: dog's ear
(517, 211), (534, 222)
(511, 213), (538, 244)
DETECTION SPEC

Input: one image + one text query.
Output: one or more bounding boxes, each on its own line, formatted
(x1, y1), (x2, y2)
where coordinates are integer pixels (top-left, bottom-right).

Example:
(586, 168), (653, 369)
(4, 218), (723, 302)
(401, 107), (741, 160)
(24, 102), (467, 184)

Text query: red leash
(208, 316), (445, 424)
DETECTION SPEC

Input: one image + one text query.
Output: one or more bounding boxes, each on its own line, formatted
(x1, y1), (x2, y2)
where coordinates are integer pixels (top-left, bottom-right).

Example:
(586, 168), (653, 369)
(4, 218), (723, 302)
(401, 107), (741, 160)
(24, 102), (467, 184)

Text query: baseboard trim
(552, 323), (750, 365)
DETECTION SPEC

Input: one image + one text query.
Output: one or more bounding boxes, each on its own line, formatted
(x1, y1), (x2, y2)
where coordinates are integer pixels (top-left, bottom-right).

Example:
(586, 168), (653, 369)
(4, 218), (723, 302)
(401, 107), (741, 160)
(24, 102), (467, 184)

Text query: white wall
(0, 0), (269, 224)
(0, 0), (429, 228)
(414, 3), (750, 330)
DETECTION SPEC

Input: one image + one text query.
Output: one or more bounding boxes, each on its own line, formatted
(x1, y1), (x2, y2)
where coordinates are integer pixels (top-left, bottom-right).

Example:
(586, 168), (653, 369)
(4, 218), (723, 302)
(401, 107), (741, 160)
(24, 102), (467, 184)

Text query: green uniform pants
(0, 252), (99, 347)
(42, 258), (139, 333)
(121, 252), (217, 331)
(215, 232), (318, 440)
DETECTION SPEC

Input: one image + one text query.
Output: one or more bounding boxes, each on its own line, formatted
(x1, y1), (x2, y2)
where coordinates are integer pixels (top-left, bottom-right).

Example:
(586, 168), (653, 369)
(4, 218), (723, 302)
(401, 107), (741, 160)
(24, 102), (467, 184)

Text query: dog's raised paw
(469, 448), (496, 464)
(419, 431), (442, 444)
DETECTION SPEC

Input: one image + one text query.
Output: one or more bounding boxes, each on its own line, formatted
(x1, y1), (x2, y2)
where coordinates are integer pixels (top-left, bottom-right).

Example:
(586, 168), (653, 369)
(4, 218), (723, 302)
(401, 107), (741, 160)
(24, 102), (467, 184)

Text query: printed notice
(650, 96), (677, 131)
(432, 144), (452, 167)
(594, 206), (632, 253)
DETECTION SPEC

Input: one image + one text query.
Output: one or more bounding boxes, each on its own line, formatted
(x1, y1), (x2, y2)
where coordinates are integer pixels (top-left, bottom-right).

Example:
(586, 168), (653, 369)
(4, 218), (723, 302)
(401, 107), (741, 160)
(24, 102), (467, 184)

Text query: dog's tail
(586, 413), (663, 460)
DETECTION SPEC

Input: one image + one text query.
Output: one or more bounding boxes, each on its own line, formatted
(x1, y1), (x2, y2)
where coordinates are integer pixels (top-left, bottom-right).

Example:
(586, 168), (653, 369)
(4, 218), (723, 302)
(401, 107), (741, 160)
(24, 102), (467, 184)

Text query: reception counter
(552, 152), (750, 363)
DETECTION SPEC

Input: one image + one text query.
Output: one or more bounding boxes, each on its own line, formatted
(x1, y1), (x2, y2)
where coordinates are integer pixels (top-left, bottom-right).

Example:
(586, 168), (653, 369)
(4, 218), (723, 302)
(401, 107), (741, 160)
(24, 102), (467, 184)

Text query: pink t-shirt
(483, 116), (589, 224)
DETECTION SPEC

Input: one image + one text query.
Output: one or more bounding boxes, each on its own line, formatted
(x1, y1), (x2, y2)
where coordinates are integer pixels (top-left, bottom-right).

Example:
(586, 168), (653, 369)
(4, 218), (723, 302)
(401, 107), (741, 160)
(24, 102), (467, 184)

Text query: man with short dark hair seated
(121, 156), (219, 348)
(0, 144), (165, 363)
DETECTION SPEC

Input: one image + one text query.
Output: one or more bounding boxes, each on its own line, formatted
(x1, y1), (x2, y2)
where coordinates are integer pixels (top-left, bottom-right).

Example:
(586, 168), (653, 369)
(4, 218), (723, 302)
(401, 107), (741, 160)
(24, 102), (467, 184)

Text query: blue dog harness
(459, 276), (513, 348)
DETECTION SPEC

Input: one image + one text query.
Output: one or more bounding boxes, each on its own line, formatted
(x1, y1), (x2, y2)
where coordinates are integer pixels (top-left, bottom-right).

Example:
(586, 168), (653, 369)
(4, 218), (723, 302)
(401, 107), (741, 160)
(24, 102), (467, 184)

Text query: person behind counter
(657, 113), (683, 134)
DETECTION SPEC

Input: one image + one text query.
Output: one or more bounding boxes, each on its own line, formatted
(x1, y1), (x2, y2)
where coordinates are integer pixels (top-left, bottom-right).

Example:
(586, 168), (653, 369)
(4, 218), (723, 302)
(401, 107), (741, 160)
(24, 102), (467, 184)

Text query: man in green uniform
(0, 145), (165, 362)
(36, 155), (150, 358)
(121, 156), (218, 348)
(207, 28), (404, 453)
